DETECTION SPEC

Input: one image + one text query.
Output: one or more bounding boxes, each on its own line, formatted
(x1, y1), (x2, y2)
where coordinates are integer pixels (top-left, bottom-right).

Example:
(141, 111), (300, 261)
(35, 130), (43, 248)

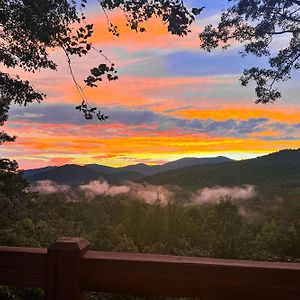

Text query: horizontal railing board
(0, 246), (300, 299)
(82, 250), (300, 269)
(0, 246), (47, 288)
(81, 251), (300, 299)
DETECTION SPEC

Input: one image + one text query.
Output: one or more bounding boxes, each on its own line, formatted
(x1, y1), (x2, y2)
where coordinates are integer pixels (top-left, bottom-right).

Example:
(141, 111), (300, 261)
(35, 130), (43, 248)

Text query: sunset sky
(2, 0), (300, 169)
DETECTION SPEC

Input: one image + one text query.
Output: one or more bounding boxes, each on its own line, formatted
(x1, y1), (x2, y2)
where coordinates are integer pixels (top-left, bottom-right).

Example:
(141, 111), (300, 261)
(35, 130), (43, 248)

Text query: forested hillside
(143, 149), (300, 198)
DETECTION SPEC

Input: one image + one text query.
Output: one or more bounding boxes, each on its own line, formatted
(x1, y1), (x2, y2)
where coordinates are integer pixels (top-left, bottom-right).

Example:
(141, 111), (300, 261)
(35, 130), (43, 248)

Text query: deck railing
(0, 237), (300, 299)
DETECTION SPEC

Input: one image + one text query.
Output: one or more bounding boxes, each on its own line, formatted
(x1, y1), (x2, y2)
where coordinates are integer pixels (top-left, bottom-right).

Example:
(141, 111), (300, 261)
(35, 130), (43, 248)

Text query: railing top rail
(0, 246), (47, 254)
(83, 250), (300, 270)
(1, 240), (300, 299)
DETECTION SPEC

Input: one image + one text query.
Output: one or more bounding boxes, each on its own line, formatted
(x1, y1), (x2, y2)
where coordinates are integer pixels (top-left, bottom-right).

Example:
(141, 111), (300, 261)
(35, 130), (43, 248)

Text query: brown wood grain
(81, 251), (300, 299)
(1, 241), (300, 299)
(46, 237), (89, 300)
(0, 246), (47, 288)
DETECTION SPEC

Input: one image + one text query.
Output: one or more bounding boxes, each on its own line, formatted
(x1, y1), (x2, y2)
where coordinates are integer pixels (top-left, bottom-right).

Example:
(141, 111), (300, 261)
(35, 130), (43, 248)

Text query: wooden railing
(0, 237), (300, 299)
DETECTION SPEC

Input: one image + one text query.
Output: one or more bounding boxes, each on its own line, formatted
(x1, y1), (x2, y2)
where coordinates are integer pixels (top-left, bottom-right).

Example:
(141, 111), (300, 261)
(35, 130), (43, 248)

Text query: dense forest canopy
(1, 185), (300, 299)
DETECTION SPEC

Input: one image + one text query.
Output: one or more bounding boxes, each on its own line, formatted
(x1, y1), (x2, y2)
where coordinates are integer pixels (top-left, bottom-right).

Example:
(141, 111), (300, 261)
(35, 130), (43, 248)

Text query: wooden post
(46, 237), (89, 300)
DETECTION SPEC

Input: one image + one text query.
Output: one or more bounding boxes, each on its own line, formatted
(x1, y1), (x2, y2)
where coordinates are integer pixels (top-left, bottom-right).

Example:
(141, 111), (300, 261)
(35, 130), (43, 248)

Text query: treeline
(1, 192), (300, 262)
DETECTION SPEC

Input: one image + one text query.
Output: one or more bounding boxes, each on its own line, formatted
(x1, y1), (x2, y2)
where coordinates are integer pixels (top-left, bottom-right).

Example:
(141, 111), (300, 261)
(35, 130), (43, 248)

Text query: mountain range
(24, 149), (300, 196)
(24, 156), (232, 185)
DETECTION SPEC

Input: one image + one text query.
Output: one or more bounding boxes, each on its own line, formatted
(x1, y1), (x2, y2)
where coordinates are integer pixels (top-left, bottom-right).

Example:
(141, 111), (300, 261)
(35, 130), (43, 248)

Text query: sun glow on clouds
(89, 11), (201, 52)
(3, 126), (300, 169)
(3, 4), (300, 169)
(171, 106), (300, 124)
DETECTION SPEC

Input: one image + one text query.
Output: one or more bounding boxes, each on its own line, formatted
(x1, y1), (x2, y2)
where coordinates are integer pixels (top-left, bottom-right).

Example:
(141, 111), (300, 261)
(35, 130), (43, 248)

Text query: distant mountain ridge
(142, 149), (300, 196)
(23, 156), (233, 185)
(23, 166), (58, 178)
(252, 149), (300, 165)
(24, 149), (300, 192)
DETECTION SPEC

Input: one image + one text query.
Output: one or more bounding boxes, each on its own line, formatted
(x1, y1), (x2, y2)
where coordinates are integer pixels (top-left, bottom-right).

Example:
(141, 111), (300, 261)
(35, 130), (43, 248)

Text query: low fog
(192, 185), (256, 204)
(33, 180), (70, 194)
(31, 179), (174, 204)
(31, 179), (256, 204)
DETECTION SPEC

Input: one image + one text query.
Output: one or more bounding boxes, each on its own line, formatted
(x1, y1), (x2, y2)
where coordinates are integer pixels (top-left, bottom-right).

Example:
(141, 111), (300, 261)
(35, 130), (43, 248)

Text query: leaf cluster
(75, 100), (109, 121)
(85, 63), (118, 87)
(199, 0), (300, 103)
(100, 0), (203, 36)
(0, 0), (200, 130)
(0, 72), (45, 143)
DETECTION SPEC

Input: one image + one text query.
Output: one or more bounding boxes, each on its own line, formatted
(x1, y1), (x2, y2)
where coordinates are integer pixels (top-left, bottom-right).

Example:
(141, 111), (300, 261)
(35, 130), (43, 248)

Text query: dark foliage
(199, 0), (300, 103)
(0, 0), (200, 125)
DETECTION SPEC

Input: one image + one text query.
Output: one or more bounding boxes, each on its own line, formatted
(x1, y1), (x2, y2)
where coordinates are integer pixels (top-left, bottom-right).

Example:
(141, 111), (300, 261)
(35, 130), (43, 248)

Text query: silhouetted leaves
(199, 0), (300, 103)
(101, 0), (201, 36)
(192, 7), (204, 16)
(85, 63), (118, 88)
(0, 72), (45, 143)
(1, 0), (200, 129)
(108, 23), (120, 37)
(75, 100), (109, 121)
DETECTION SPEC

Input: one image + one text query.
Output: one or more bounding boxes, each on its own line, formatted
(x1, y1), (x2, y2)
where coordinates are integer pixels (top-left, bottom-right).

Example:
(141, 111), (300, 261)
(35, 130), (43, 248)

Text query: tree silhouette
(0, 0), (201, 130)
(199, 0), (300, 104)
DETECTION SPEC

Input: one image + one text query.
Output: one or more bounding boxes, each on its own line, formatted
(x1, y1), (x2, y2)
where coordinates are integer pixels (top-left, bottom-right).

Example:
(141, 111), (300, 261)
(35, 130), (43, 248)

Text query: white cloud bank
(31, 180), (70, 194)
(192, 185), (256, 204)
(79, 180), (130, 198)
(33, 179), (174, 204)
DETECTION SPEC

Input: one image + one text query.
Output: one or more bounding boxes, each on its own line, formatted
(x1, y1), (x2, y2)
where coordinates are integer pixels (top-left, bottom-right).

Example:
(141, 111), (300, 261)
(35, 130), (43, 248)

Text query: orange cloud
(51, 75), (235, 112)
(248, 130), (284, 138)
(89, 11), (201, 51)
(170, 105), (300, 124)
(48, 157), (75, 165)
